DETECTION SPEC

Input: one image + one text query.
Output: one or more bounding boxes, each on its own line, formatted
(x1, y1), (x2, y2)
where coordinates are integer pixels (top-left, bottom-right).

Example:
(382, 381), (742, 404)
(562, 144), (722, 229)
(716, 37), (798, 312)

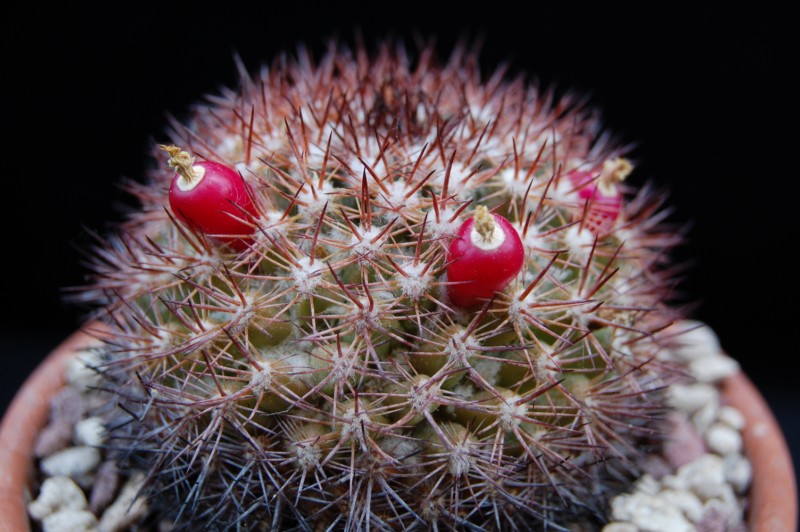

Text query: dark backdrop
(3, 2), (796, 484)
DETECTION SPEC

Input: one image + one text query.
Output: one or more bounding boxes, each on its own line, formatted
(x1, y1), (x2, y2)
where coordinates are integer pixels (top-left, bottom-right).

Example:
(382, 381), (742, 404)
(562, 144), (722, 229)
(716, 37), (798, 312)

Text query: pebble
(610, 492), (695, 532)
(667, 383), (717, 413)
(608, 493), (639, 521)
(35, 386), (88, 459)
(724, 454), (753, 494)
(41, 446), (101, 482)
(692, 401), (719, 435)
(664, 413), (706, 468)
(75, 417), (107, 447)
(52, 387), (85, 424)
(659, 488), (704, 522)
(706, 422), (743, 455)
(28, 476), (88, 521)
(66, 348), (103, 392)
(669, 321), (722, 362)
(35, 418), (75, 458)
(90, 461), (120, 514)
(42, 510), (98, 532)
(718, 405), (745, 430)
(698, 497), (743, 531)
(661, 472), (687, 492)
(99, 473), (149, 532)
(635, 474), (661, 496)
(689, 355), (739, 383)
(681, 455), (727, 501)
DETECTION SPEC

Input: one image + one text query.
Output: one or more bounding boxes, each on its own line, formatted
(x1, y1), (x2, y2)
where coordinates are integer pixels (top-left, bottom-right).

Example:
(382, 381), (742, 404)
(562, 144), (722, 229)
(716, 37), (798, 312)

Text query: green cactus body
(88, 43), (680, 529)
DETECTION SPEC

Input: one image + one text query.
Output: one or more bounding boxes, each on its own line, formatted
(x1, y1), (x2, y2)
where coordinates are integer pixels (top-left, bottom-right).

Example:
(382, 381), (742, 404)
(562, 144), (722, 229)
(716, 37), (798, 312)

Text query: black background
(2, 2), (797, 491)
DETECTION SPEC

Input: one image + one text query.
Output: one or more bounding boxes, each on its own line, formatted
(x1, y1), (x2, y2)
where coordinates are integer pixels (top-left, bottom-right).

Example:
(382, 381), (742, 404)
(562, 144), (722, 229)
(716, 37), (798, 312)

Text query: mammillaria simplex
(84, 43), (682, 529)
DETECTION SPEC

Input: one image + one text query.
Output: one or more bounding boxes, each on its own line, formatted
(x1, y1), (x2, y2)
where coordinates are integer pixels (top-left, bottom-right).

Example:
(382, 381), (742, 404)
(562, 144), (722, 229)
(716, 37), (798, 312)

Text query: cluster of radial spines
(89, 43), (682, 529)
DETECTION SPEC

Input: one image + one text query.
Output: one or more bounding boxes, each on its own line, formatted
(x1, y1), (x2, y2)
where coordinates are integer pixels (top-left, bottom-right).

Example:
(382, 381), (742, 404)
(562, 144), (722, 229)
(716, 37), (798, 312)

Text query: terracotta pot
(723, 373), (798, 531)
(0, 329), (97, 532)
(1, 330), (797, 531)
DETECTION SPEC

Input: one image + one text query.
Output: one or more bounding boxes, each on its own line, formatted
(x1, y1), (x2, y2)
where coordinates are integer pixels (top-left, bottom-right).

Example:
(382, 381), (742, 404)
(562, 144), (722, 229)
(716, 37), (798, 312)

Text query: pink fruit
(161, 145), (257, 249)
(567, 158), (632, 234)
(446, 205), (525, 308)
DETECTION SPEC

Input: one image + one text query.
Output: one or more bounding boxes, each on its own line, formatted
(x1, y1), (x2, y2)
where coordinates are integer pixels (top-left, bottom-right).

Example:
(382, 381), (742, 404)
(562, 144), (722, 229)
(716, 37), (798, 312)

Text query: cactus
(84, 42), (683, 530)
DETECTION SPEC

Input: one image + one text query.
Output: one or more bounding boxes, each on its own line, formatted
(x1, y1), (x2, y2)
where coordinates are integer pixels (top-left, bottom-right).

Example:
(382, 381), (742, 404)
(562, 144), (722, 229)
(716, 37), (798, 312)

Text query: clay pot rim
(0, 329), (796, 531)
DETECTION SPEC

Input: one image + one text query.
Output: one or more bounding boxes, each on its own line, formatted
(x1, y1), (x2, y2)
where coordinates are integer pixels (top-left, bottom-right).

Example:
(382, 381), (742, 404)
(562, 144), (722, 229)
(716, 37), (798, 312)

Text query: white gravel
(65, 347), (103, 392)
(668, 383), (717, 412)
(98, 473), (149, 532)
(42, 510), (99, 532)
(724, 454), (753, 495)
(40, 446), (101, 483)
(706, 422), (743, 456)
(604, 321), (750, 532)
(719, 406), (745, 431)
(690, 355), (740, 384)
(74, 417), (107, 447)
(28, 476), (88, 521)
(668, 321), (722, 362)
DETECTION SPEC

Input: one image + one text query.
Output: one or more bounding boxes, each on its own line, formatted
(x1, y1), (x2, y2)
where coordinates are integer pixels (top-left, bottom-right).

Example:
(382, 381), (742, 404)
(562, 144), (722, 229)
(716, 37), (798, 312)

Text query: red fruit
(161, 145), (257, 249)
(567, 158), (632, 234)
(446, 206), (525, 308)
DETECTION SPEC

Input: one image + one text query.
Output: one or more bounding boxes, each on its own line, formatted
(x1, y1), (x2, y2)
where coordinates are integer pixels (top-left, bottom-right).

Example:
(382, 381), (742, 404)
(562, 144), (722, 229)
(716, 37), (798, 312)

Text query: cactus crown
(86, 42), (681, 529)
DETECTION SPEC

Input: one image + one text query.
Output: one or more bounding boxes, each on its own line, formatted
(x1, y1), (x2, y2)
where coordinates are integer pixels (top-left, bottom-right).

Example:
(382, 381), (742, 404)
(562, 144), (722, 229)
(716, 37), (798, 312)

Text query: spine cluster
(86, 43), (681, 530)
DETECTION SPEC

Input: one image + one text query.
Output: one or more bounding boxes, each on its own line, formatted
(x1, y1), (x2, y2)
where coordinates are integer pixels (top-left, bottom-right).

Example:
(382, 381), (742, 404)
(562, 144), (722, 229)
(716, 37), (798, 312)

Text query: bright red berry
(161, 145), (257, 249)
(446, 206), (525, 308)
(567, 157), (632, 234)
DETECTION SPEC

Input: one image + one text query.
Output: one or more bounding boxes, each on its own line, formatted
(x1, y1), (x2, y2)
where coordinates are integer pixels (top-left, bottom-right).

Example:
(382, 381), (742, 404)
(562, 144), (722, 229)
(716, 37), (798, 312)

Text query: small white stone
(667, 383), (718, 414)
(28, 476), (88, 521)
(41, 446), (101, 481)
(602, 523), (638, 532)
(718, 405), (745, 430)
(706, 422), (743, 456)
(610, 492), (694, 532)
(609, 493), (637, 521)
(718, 482), (740, 509)
(66, 349), (103, 392)
(660, 472), (685, 492)
(99, 473), (149, 532)
(720, 484), (744, 525)
(689, 354), (739, 383)
(724, 453), (753, 494)
(634, 473), (661, 496)
(668, 321), (722, 362)
(701, 487), (743, 528)
(42, 510), (98, 532)
(74, 417), (107, 447)
(640, 509), (696, 531)
(691, 400), (719, 435)
(678, 454), (726, 501)
(665, 412), (707, 468)
(659, 488), (704, 523)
